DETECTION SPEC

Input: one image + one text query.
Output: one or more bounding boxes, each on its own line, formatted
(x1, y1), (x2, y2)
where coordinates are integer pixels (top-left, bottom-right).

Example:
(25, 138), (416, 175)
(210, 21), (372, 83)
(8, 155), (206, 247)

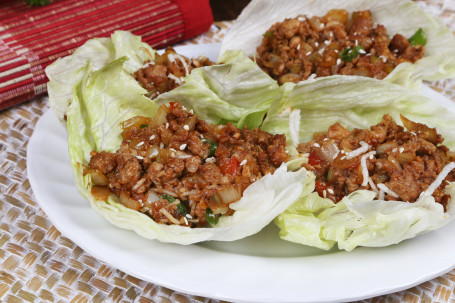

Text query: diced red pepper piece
(221, 157), (240, 175)
(308, 150), (323, 166)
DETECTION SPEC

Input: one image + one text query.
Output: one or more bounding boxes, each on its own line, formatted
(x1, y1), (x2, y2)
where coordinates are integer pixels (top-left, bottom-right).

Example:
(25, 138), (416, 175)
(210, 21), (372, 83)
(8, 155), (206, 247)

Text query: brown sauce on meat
(257, 9), (425, 84)
(298, 114), (455, 210)
(133, 47), (215, 98)
(86, 102), (288, 227)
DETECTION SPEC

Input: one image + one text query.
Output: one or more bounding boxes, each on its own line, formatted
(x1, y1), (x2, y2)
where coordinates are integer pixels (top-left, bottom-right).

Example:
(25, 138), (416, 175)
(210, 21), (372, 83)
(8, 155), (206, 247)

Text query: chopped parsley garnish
(202, 138), (217, 157)
(177, 203), (187, 215)
(162, 194), (176, 202)
(205, 208), (218, 225)
(340, 45), (365, 62)
(140, 124), (148, 129)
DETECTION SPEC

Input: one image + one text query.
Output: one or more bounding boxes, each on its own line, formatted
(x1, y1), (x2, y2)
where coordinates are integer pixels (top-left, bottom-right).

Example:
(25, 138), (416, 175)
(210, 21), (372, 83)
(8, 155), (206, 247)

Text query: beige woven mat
(1, 1), (455, 302)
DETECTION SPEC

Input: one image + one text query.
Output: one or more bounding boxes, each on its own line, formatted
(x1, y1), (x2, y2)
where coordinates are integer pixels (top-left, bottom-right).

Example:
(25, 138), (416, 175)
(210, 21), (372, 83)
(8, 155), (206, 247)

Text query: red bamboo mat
(0, 0), (213, 111)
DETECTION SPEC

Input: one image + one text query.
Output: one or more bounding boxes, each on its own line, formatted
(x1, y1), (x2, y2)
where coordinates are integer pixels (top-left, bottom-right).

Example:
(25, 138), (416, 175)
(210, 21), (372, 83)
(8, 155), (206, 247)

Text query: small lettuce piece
(66, 56), (314, 245)
(219, 0), (455, 88)
(154, 50), (279, 129)
(261, 76), (455, 251)
(46, 31), (154, 123)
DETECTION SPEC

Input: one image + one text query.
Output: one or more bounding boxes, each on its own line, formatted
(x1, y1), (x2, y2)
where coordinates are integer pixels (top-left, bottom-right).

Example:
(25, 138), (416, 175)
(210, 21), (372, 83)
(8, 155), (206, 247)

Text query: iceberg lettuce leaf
(219, 0), (455, 87)
(66, 56), (314, 245)
(262, 76), (455, 250)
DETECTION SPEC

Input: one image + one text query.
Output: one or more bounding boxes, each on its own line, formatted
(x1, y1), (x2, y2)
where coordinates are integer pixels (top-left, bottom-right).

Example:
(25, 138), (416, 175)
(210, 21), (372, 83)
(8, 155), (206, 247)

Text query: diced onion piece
(91, 186), (111, 201)
(119, 191), (141, 211)
(400, 114), (439, 144)
(88, 169), (109, 186)
(423, 162), (455, 197)
(376, 142), (396, 155)
(184, 116), (197, 131)
(147, 190), (161, 203)
(150, 105), (170, 128)
(147, 145), (159, 159)
(208, 185), (242, 214)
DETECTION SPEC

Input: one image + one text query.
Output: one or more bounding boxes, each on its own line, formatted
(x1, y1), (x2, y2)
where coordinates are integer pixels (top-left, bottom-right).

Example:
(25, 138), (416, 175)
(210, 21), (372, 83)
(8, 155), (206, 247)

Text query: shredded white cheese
(423, 162), (455, 197)
(346, 141), (370, 160)
(361, 151), (376, 186)
(377, 183), (399, 198)
(168, 53), (190, 76)
(368, 177), (379, 194)
(168, 73), (184, 85)
(289, 109), (301, 148)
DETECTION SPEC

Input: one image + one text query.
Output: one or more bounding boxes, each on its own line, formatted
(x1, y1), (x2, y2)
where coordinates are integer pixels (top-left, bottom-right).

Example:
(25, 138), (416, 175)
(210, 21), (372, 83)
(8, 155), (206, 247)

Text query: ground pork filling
(297, 114), (455, 210)
(85, 103), (288, 227)
(256, 9), (425, 84)
(133, 47), (215, 99)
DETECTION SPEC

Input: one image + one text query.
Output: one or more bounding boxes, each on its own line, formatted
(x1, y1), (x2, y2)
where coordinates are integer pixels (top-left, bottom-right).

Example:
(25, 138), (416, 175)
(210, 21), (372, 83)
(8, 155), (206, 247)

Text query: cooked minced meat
(86, 102), (288, 227)
(297, 114), (455, 210)
(257, 9), (425, 84)
(134, 47), (215, 98)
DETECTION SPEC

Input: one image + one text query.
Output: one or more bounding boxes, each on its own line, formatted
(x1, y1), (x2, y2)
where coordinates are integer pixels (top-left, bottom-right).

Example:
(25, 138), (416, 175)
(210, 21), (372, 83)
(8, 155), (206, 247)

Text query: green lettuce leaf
(46, 31), (154, 123)
(219, 0), (455, 88)
(261, 76), (455, 251)
(154, 50), (280, 129)
(66, 56), (314, 245)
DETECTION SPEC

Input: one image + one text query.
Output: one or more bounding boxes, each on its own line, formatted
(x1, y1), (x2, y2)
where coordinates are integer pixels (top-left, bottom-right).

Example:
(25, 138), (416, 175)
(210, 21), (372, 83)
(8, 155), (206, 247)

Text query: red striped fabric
(0, 0), (213, 111)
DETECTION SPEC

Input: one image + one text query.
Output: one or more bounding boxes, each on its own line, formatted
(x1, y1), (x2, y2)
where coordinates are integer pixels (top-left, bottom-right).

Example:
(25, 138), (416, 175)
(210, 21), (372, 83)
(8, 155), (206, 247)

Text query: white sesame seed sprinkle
(186, 214), (193, 219)
(399, 147), (404, 153)
(136, 155), (144, 160)
(240, 159), (247, 166)
(324, 40), (330, 46)
(297, 44), (301, 50)
(320, 23), (324, 29)
(359, 49), (366, 54)
(314, 143), (320, 148)
(336, 58), (341, 65)
(315, 42), (319, 47)
(183, 217), (188, 225)
(306, 51), (312, 56)
(323, 190), (327, 198)
(179, 144), (187, 150)
(327, 188), (334, 194)
(150, 135), (155, 140)
(170, 148), (176, 152)
(335, 49), (339, 53)
(329, 32), (333, 37)
(183, 125), (189, 131)
(136, 141), (144, 147)
(165, 122), (169, 129)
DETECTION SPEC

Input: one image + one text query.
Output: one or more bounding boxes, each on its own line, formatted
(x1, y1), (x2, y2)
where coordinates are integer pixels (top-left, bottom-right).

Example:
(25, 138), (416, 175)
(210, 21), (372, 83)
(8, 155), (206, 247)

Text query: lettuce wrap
(65, 55), (314, 244)
(46, 31), (280, 129)
(260, 76), (455, 251)
(219, 0), (455, 88)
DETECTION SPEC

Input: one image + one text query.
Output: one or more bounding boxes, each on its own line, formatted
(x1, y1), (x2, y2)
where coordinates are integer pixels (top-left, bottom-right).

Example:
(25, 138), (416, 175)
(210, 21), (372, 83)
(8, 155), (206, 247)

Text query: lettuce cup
(66, 56), (313, 244)
(220, 0), (455, 88)
(261, 75), (455, 251)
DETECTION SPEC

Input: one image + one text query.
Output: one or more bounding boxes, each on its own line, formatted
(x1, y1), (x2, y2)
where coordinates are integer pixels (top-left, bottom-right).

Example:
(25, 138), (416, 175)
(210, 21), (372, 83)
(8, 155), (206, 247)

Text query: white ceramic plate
(28, 44), (455, 303)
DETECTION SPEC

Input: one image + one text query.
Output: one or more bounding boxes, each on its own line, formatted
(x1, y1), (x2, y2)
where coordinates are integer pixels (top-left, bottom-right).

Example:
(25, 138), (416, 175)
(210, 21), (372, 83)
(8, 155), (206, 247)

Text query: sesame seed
(334, 49), (339, 53)
(323, 138), (328, 141)
(323, 190), (327, 198)
(314, 143), (320, 148)
(341, 150), (345, 154)
(240, 159), (247, 166)
(336, 58), (341, 65)
(179, 144), (187, 150)
(150, 135), (156, 140)
(136, 155), (144, 160)
(170, 148), (176, 152)
(327, 188), (334, 194)
(183, 125), (189, 131)
(324, 40), (330, 46)
(392, 148), (398, 153)
(369, 154), (374, 160)
(320, 23), (324, 29)
(315, 42), (319, 47)
(329, 32), (333, 37)
(297, 44), (301, 50)
(165, 122), (169, 129)
(355, 40), (358, 46)
(399, 147), (405, 153)
(136, 141), (144, 147)
(306, 51), (312, 56)
(359, 49), (366, 54)
(186, 214), (193, 219)
(183, 217), (188, 225)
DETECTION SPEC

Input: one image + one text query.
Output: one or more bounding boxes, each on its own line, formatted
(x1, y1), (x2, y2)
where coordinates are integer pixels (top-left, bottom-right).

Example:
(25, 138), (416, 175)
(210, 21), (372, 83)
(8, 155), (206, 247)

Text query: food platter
(27, 44), (455, 302)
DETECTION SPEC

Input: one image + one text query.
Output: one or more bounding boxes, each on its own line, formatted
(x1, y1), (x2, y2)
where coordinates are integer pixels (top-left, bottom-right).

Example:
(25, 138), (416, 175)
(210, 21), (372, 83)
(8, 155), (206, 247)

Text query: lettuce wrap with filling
(219, 0), (455, 88)
(261, 75), (455, 251)
(65, 55), (314, 244)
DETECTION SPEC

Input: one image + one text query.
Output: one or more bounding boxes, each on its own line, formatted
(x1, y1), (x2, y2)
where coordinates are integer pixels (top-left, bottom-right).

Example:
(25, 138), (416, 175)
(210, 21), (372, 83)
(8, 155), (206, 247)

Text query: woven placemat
(1, 1), (455, 301)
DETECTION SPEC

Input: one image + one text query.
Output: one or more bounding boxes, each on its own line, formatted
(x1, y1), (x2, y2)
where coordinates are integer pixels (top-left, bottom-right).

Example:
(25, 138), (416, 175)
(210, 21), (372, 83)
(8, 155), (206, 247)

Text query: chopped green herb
(177, 203), (187, 215)
(205, 208), (218, 225)
(202, 138), (217, 157)
(409, 28), (427, 46)
(340, 45), (365, 62)
(162, 194), (176, 202)
(263, 31), (274, 38)
(140, 124), (148, 129)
